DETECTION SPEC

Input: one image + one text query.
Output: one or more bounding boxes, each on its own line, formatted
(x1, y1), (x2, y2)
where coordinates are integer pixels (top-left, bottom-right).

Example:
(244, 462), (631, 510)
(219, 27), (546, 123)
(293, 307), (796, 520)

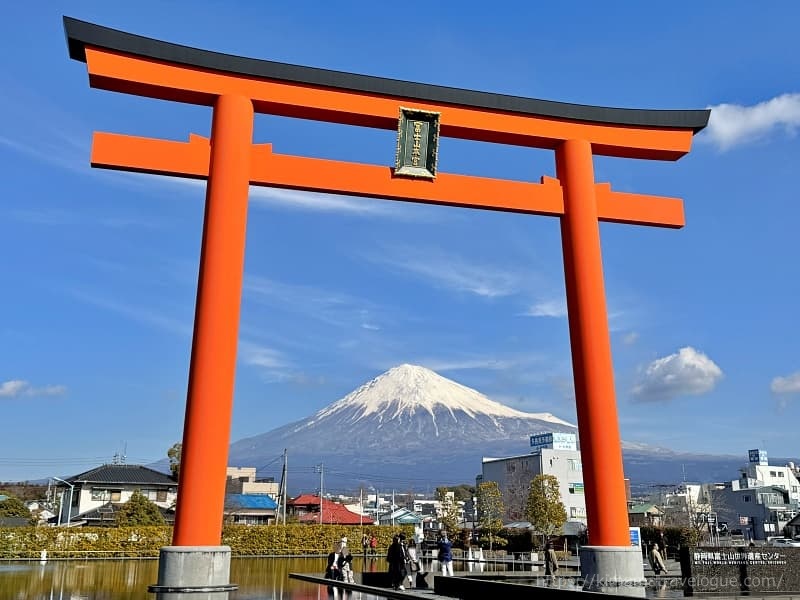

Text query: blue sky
(1, 1), (799, 484)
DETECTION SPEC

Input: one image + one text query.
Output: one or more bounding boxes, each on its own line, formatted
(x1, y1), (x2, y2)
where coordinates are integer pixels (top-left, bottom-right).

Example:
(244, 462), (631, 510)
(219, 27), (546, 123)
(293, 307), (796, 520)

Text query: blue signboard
(629, 527), (641, 548)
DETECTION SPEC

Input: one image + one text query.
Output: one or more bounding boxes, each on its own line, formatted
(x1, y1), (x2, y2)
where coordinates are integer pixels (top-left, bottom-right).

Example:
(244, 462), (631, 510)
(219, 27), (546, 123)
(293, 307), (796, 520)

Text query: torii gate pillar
(558, 139), (642, 587)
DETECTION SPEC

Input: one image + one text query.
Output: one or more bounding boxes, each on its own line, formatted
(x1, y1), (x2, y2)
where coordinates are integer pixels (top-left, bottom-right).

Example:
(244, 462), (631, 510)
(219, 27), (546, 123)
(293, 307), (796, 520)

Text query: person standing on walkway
(386, 534), (408, 590)
(369, 533), (377, 558)
(405, 538), (420, 587)
(361, 533), (369, 557)
(544, 540), (559, 577)
(437, 533), (454, 577)
(325, 542), (344, 581)
(340, 546), (354, 583)
(649, 542), (668, 575)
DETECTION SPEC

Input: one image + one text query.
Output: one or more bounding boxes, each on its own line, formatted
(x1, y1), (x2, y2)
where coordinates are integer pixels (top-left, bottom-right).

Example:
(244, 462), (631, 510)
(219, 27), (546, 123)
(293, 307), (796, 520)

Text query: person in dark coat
(437, 533), (454, 576)
(325, 542), (344, 581)
(386, 534), (408, 590)
(544, 540), (559, 576)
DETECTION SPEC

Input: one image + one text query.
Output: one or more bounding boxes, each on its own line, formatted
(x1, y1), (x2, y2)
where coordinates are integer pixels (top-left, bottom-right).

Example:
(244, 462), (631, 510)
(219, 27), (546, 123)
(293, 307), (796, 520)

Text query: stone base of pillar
(580, 545), (646, 597)
(148, 546), (237, 600)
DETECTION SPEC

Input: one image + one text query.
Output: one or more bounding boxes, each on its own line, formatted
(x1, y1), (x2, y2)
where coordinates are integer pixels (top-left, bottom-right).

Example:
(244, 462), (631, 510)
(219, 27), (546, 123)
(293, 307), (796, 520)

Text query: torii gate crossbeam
(63, 16), (709, 594)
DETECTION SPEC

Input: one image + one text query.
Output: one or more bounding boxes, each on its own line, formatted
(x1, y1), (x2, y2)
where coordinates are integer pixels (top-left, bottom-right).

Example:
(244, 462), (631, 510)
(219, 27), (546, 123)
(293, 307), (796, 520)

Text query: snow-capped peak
(310, 363), (573, 426)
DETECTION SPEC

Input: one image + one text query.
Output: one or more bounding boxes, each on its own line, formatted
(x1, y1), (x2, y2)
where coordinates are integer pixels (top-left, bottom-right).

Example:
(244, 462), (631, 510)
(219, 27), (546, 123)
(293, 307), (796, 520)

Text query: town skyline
(2, 2), (799, 483)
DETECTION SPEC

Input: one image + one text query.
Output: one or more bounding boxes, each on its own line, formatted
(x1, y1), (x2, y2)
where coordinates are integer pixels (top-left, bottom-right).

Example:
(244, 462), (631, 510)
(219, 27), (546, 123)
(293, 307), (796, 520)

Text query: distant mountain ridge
(225, 365), (790, 495)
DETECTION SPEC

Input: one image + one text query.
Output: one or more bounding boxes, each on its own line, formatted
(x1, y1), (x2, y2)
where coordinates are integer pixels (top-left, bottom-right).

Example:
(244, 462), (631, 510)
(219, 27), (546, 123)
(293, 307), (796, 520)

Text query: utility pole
(282, 449), (287, 525)
(317, 463), (324, 524)
(276, 449), (288, 526)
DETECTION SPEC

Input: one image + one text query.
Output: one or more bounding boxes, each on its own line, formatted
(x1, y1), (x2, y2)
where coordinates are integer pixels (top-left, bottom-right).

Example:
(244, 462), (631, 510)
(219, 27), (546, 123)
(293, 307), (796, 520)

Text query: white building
(735, 450), (800, 504)
(710, 449), (800, 541)
(225, 466), (279, 499)
(478, 432), (586, 524)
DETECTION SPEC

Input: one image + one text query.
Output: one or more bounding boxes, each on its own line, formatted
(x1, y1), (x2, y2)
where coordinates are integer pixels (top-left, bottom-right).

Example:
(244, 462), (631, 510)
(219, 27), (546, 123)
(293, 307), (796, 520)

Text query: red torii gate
(64, 16), (708, 592)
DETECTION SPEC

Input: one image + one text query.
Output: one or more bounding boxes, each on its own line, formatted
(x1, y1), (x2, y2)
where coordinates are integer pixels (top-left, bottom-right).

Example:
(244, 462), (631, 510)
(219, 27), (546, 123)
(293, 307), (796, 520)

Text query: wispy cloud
(66, 289), (192, 337)
(522, 299), (567, 318)
(9, 208), (163, 230)
(622, 331), (640, 346)
(0, 380), (66, 399)
(244, 274), (385, 330)
(248, 186), (409, 218)
(703, 93), (800, 150)
(238, 340), (324, 385)
(173, 178), (428, 220)
(631, 346), (723, 402)
(239, 343), (288, 370)
(421, 357), (523, 372)
(0, 80), (91, 172)
(366, 245), (521, 298)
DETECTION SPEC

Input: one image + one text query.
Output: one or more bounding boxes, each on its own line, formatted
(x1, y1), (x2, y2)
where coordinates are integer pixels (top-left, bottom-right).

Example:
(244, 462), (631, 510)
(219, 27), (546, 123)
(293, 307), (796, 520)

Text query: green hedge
(0, 524), (412, 559)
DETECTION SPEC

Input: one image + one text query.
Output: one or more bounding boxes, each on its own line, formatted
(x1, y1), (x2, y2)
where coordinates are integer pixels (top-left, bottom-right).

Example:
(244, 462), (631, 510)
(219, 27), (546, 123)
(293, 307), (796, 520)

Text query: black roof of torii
(63, 16), (709, 133)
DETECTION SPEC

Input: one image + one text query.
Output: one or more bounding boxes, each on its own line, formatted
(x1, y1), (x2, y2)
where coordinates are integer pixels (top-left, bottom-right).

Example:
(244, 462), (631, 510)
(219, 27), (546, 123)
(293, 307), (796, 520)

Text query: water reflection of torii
(63, 16), (709, 593)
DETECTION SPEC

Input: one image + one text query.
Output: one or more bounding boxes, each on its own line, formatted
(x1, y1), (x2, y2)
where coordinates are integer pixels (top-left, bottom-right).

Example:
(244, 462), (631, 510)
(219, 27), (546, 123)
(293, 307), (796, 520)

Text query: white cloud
(244, 274), (386, 330)
(622, 331), (640, 346)
(631, 346), (723, 402)
(239, 342), (290, 370)
(171, 178), (426, 219)
(66, 289), (192, 337)
(238, 341), (321, 385)
(522, 299), (567, 318)
(0, 380), (28, 397)
(368, 245), (520, 298)
(770, 372), (800, 394)
(248, 186), (400, 217)
(0, 380), (66, 398)
(704, 93), (800, 150)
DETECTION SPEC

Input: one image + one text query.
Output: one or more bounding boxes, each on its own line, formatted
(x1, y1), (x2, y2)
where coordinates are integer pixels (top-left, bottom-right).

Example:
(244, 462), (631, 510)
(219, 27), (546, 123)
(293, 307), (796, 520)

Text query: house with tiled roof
(54, 464), (177, 526)
(225, 493), (278, 525)
(628, 503), (664, 527)
(378, 507), (424, 526)
(288, 494), (374, 525)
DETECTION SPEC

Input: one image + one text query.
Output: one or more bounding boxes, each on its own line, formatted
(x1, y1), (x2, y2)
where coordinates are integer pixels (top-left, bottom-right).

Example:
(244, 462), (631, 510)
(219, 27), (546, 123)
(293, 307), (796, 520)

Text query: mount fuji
(226, 364), (759, 495)
(228, 364), (575, 493)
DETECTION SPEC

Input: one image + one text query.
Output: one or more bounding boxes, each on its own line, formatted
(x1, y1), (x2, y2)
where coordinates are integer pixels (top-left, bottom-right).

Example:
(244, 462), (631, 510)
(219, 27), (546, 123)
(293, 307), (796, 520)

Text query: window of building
(110, 491), (122, 502)
(91, 489), (110, 501)
(568, 459), (582, 471)
(570, 506), (586, 518)
(778, 472), (784, 477)
(157, 490), (167, 502)
(770, 471), (777, 477)
(743, 495), (751, 502)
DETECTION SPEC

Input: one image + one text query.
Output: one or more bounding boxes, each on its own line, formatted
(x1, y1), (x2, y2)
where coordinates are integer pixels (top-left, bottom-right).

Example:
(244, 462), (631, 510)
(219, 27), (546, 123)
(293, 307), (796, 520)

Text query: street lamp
(52, 477), (74, 527)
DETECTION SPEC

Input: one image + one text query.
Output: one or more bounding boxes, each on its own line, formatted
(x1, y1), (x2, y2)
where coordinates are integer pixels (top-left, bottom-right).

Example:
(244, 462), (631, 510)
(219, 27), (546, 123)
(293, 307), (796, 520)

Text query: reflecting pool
(0, 556), (391, 600)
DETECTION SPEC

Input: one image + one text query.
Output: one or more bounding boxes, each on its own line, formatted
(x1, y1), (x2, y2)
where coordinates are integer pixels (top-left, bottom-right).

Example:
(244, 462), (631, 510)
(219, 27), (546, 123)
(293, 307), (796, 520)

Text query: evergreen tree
(167, 443), (182, 480)
(115, 490), (166, 526)
(0, 494), (32, 519)
(525, 474), (567, 548)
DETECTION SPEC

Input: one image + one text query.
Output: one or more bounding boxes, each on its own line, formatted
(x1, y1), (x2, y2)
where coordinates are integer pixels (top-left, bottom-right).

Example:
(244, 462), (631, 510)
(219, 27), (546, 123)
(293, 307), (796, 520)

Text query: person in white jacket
(406, 538), (420, 586)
